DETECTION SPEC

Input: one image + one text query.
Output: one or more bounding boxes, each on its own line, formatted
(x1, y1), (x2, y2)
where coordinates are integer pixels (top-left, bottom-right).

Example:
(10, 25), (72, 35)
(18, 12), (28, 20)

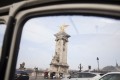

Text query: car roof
(99, 72), (120, 79)
(75, 72), (103, 75)
(106, 72), (120, 74)
(77, 72), (100, 74)
(100, 72), (120, 77)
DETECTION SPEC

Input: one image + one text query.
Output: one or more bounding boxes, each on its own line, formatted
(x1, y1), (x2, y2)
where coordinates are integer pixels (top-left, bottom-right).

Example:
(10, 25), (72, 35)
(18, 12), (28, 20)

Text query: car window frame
(0, 1), (120, 80)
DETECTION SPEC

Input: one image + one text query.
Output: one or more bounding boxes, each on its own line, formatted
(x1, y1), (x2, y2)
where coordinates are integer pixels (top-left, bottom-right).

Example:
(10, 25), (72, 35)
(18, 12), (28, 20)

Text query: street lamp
(34, 67), (38, 80)
(97, 57), (99, 71)
(78, 64), (83, 72)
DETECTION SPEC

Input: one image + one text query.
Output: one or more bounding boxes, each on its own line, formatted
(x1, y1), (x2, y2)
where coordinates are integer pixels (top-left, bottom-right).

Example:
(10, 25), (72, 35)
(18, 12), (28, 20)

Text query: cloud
(21, 19), (55, 44)
(69, 16), (120, 35)
(98, 18), (120, 23)
(68, 33), (120, 69)
(0, 24), (6, 34)
(17, 45), (53, 69)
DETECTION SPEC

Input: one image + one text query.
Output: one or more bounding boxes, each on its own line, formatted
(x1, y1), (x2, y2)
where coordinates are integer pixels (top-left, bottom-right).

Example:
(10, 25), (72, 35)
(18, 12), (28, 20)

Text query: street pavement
(29, 76), (61, 80)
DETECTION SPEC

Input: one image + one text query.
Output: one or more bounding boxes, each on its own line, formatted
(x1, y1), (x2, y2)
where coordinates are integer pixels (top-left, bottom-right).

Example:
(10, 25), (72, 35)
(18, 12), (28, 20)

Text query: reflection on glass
(99, 74), (120, 80)
(0, 24), (6, 59)
(16, 15), (120, 80)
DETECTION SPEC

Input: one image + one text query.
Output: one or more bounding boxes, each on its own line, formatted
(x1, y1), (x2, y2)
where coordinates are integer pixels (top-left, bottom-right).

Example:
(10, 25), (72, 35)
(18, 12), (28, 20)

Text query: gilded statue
(60, 24), (69, 32)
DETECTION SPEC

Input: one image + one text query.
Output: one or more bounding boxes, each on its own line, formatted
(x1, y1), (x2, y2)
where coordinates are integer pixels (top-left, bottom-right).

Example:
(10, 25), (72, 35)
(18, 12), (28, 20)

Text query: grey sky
(0, 15), (120, 70)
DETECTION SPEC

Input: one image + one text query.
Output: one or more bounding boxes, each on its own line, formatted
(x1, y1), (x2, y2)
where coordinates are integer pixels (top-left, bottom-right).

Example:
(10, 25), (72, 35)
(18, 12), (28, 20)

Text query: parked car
(15, 70), (29, 80)
(62, 72), (101, 80)
(98, 72), (120, 80)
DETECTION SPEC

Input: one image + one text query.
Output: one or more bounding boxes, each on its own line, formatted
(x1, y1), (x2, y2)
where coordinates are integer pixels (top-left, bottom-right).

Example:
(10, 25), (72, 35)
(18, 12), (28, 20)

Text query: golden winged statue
(60, 24), (69, 32)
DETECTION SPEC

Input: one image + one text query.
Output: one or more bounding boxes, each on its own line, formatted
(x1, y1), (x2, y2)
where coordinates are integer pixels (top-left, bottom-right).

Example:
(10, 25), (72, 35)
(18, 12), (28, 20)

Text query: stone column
(50, 28), (70, 74)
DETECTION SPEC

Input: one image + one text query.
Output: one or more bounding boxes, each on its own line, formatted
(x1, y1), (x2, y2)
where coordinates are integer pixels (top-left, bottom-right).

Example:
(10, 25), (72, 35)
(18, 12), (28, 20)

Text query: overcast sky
(0, 15), (120, 70)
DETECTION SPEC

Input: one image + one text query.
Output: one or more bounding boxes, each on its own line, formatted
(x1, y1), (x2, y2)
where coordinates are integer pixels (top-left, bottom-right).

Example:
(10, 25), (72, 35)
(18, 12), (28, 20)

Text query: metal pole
(97, 57), (99, 71)
(78, 64), (82, 72)
(34, 67), (38, 80)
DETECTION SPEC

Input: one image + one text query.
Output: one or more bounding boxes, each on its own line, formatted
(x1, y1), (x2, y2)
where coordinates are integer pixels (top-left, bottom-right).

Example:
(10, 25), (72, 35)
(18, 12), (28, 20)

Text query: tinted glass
(99, 74), (120, 80)
(78, 73), (96, 78)
(70, 73), (78, 78)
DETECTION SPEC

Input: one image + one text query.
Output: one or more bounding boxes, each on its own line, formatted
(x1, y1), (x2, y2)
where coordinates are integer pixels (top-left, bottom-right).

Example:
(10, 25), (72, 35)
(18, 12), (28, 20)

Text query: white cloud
(98, 18), (120, 23)
(68, 33), (120, 69)
(0, 24), (6, 34)
(22, 19), (55, 44)
(69, 16), (120, 35)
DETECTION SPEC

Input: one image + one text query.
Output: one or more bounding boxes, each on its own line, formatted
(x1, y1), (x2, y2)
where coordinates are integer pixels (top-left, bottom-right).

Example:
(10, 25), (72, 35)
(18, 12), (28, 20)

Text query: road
(29, 76), (61, 80)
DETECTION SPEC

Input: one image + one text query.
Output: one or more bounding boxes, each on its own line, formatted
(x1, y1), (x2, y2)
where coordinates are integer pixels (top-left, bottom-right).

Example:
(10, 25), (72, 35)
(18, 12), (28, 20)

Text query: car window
(99, 74), (120, 80)
(100, 73), (105, 76)
(78, 73), (96, 78)
(0, 24), (6, 60)
(15, 15), (120, 80)
(70, 73), (78, 78)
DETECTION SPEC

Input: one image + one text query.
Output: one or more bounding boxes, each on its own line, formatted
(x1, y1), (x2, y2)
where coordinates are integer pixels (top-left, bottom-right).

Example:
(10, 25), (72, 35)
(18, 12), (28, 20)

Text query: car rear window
(78, 73), (96, 78)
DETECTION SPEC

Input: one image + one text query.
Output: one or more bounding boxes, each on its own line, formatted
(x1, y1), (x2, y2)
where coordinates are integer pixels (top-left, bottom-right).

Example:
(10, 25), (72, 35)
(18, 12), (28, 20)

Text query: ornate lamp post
(78, 64), (83, 72)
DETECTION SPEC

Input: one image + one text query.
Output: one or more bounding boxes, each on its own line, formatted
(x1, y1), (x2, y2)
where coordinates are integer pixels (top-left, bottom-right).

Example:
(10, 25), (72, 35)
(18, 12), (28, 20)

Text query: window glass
(16, 15), (120, 80)
(87, 73), (96, 78)
(70, 73), (78, 78)
(78, 73), (96, 78)
(0, 24), (6, 59)
(99, 74), (120, 80)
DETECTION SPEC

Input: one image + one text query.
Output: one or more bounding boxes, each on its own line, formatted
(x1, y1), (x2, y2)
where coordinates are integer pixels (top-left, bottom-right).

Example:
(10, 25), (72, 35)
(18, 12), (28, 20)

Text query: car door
(0, 1), (120, 80)
(69, 73), (79, 80)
